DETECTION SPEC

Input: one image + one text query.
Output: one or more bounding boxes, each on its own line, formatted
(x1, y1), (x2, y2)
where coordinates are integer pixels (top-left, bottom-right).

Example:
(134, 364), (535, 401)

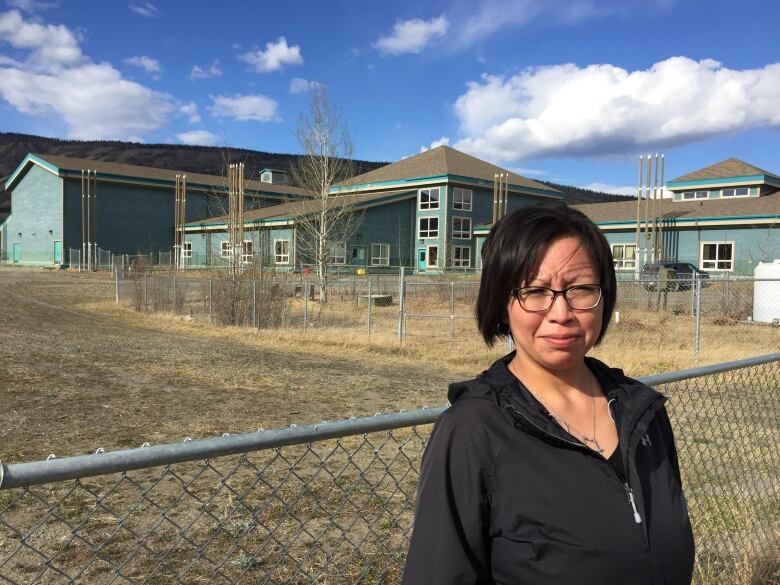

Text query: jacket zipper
(503, 401), (645, 526)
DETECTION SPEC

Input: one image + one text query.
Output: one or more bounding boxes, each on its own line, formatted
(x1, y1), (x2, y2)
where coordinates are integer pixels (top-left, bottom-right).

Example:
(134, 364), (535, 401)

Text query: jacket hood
(448, 352), (666, 453)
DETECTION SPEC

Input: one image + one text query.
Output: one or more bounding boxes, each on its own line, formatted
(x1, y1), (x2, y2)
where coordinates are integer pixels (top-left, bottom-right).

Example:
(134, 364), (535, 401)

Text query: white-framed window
(701, 241), (733, 271)
(371, 243), (390, 266)
(329, 242), (346, 265)
(182, 242), (192, 259)
(274, 239), (290, 265)
(242, 240), (253, 264)
(682, 190), (708, 200)
(419, 187), (440, 210)
(611, 244), (636, 270)
(452, 246), (471, 268)
(220, 241), (231, 259)
(721, 187), (750, 197)
(453, 188), (472, 211)
(427, 245), (439, 268)
(452, 217), (471, 239)
(419, 217), (439, 239)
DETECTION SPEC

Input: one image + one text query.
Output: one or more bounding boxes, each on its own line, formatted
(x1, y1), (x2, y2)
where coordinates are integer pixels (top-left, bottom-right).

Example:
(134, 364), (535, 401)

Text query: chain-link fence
(114, 269), (780, 361)
(0, 354), (778, 584)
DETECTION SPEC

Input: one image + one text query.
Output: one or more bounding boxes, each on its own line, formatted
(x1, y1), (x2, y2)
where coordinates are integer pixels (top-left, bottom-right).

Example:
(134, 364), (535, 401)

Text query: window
(182, 242), (192, 259)
(452, 217), (471, 239)
(701, 242), (733, 271)
(329, 242), (346, 265)
(682, 190), (708, 200)
(242, 240), (253, 264)
(721, 187), (750, 197)
(452, 246), (471, 268)
(419, 217), (439, 238)
(274, 239), (290, 264)
(427, 246), (439, 267)
(419, 187), (440, 210)
(453, 188), (472, 211)
(371, 243), (390, 266)
(220, 241), (231, 259)
(611, 244), (636, 270)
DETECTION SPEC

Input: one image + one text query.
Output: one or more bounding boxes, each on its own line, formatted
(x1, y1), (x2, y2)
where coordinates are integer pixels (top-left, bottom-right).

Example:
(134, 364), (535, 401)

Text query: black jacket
(403, 354), (694, 585)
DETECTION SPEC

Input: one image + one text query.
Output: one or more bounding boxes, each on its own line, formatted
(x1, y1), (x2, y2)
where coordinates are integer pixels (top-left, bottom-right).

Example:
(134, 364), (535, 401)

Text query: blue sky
(1, 0), (779, 193)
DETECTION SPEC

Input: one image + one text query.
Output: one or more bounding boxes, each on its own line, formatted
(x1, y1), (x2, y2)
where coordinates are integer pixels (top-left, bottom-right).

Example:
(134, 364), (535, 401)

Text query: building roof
(669, 158), (780, 184)
(335, 145), (559, 194)
(572, 190), (780, 224)
(5, 153), (315, 198)
(188, 188), (417, 226)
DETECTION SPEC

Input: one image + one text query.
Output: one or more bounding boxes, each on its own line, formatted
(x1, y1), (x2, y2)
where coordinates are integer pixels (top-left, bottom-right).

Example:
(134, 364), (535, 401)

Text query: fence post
(694, 275), (702, 360)
(115, 268), (120, 305)
(252, 280), (257, 328)
(367, 280), (372, 337)
(172, 274), (176, 312)
(450, 282), (455, 351)
(397, 267), (405, 342)
(303, 283), (309, 334)
(144, 273), (148, 313)
(208, 278), (212, 323)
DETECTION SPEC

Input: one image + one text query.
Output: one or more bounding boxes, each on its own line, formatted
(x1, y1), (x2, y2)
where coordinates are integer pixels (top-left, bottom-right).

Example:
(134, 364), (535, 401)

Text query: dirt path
(0, 268), (468, 462)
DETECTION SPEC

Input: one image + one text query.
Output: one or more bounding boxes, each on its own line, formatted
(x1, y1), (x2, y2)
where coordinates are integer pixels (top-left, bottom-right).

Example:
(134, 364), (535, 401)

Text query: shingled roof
(572, 190), (780, 224)
(669, 158), (780, 184)
(190, 189), (417, 226)
(8, 153), (315, 198)
(335, 145), (559, 194)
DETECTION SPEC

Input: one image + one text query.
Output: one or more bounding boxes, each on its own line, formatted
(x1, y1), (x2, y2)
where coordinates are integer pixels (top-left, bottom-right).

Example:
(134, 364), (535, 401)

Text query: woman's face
(506, 236), (603, 373)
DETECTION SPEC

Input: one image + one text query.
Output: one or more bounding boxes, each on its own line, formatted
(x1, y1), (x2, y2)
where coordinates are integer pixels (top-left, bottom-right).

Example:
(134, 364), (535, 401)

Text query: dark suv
(639, 262), (710, 291)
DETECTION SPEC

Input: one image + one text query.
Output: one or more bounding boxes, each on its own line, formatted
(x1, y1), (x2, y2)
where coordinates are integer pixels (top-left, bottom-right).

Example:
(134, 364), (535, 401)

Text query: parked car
(639, 262), (710, 291)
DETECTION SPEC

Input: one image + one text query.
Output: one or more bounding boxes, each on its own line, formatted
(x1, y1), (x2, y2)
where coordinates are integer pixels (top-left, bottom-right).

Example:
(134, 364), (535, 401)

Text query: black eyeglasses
(510, 284), (602, 312)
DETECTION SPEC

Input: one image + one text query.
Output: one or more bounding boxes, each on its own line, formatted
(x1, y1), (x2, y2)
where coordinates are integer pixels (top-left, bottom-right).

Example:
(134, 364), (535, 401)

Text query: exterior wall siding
(2, 165), (63, 265)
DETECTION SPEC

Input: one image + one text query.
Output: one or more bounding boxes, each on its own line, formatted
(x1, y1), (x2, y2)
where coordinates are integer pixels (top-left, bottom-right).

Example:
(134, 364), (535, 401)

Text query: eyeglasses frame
(509, 284), (603, 312)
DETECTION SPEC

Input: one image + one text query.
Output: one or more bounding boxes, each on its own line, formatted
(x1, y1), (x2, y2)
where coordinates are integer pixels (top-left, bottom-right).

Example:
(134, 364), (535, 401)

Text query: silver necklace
(544, 374), (604, 454)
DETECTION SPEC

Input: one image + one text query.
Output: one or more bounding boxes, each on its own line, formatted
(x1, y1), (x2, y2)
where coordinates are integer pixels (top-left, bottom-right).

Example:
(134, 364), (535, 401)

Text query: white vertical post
(694, 275), (702, 360)
(450, 282), (455, 351)
(367, 280), (372, 337)
(303, 283), (309, 334)
(115, 268), (120, 305)
(397, 267), (405, 342)
(252, 280), (257, 328)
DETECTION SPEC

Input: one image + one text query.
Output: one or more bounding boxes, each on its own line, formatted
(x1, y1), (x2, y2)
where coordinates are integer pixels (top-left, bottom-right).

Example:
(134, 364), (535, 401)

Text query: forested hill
(0, 132), (631, 221)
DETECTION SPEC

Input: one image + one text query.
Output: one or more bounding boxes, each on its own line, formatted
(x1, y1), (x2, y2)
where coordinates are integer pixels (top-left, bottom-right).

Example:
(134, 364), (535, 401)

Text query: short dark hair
(476, 203), (616, 347)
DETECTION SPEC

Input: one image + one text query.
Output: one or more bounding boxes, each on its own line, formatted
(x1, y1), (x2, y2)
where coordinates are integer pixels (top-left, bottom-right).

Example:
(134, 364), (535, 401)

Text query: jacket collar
(466, 352), (666, 452)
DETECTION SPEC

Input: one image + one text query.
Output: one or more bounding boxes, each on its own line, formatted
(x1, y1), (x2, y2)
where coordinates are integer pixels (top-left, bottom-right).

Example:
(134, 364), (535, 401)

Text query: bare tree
(289, 86), (362, 304)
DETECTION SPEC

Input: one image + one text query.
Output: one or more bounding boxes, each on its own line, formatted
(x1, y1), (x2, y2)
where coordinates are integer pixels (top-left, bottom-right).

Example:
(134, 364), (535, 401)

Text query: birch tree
(289, 87), (361, 304)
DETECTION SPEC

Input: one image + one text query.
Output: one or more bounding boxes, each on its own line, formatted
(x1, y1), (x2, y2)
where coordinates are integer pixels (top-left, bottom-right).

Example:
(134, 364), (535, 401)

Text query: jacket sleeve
(657, 406), (683, 486)
(402, 407), (493, 585)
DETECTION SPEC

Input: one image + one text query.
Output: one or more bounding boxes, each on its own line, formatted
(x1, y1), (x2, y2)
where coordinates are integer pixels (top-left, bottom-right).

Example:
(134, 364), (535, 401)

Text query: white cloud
(583, 182), (637, 196)
(419, 136), (450, 152)
(7, 0), (58, 12)
(179, 101), (200, 123)
(0, 9), (82, 68)
(452, 57), (780, 162)
(129, 2), (159, 17)
(189, 60), (222, 80)
(374, 15), (448, 55)
(239, 37), (303, 74)
(123, 55), (161, 75)
(177, 130), (219, 146)
(0, 10), (174, 139)
(289, 77), (323, 94)
(209, 94), (279, 122)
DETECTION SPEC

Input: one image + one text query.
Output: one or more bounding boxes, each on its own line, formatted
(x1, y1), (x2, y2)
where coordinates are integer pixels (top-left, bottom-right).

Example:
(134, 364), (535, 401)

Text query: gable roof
(572, 190), (780, 224)
(187, 188), (417, 227)
(5, 153), (315, 198)
(668, 158), (780, 185)
(335, 145), (559, 195)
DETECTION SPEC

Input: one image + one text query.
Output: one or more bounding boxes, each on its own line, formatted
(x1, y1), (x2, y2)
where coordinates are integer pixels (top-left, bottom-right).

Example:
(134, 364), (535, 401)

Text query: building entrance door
(53, 241), (62, 265)
(12, 243), (20, 263)
(417, 249), (426, 272)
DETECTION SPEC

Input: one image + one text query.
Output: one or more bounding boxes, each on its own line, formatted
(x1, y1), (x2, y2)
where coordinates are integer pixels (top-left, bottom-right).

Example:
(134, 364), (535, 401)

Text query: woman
(402, 204), (694, 585)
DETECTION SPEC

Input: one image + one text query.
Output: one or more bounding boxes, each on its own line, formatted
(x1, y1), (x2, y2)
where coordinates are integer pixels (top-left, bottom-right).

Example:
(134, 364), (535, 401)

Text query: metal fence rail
(1, 353), (778, 584)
